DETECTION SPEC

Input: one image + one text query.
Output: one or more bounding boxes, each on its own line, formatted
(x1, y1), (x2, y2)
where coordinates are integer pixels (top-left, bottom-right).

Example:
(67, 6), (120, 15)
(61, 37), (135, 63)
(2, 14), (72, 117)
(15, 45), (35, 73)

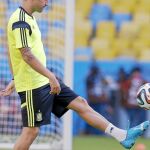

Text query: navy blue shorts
(18, 80), (78, 127)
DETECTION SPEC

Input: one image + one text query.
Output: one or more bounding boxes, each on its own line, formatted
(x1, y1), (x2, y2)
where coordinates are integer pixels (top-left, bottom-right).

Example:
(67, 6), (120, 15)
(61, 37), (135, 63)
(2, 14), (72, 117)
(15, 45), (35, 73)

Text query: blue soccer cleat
(120, 121), (150, 149)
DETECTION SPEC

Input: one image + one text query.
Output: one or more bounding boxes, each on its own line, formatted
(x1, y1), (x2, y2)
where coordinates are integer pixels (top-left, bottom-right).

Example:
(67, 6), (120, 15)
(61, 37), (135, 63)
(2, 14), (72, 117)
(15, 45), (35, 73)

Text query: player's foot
(120, 121), (150, 149)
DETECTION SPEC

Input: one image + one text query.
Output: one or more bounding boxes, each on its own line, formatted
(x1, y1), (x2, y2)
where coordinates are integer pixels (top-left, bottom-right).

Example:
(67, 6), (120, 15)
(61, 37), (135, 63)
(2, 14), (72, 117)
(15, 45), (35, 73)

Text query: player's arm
(0, 80), (15, 96)
(0, 49), (15, 97)
(12, 20), (60, 94)
(7, 49), (13, 76)
(20, 47), (61, 95)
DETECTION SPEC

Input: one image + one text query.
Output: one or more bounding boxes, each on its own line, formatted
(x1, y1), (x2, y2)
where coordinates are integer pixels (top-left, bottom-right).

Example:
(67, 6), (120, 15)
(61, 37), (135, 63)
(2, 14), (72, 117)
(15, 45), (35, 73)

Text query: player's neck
(21, 3), (34, 16)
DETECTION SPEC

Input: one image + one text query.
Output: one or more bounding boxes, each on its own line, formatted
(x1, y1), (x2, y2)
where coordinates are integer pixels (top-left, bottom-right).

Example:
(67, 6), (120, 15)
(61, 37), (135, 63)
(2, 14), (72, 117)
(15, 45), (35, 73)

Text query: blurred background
(74, 0), (150, 135)
(74, 0), (150, 149)
(1, 0), (150, 150)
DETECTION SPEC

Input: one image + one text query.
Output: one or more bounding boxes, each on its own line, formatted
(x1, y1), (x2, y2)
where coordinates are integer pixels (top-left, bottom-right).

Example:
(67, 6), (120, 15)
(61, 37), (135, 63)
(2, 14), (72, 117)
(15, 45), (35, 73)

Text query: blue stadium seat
(44, 46), (49, 56)
(6, 5), (18, 18)
(0, 58), (11, 79)
(37, 20), (49, 38)
(75, 47), (92, 55)
(47, 59), (64, 79)
(113, 13), (132, 31)
(7, 1), (19, 11)
(0, 46), (5, 53)
(89, 4), (112, 29)
(0, 28), (5, 36)
(52, 20), (65, 29)
(74, 47), (93, 59)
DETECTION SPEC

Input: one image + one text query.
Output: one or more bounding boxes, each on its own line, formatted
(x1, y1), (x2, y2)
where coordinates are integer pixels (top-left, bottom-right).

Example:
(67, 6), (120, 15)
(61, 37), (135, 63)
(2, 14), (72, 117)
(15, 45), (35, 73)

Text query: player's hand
(0, 80), (15, 96)
(49, 74), (61, 95)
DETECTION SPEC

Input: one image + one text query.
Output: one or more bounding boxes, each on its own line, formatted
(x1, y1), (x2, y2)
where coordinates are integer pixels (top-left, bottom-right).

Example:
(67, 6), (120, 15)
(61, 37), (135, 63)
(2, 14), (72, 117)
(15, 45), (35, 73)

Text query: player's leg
(17, 85), (53, 150)
(67, 96), (127, 140)
(53, 80), (149, 149)
(13, 127), (39, 150)
(67, 96), (149, 149)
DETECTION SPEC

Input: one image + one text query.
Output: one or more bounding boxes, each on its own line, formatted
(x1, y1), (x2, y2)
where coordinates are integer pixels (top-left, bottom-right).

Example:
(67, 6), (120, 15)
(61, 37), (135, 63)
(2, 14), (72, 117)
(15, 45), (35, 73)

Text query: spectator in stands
(85, 63), (113, 135)
(120, 67), (146, 127)
(117, 68), (130, 106)
(117, 67), (129, 129)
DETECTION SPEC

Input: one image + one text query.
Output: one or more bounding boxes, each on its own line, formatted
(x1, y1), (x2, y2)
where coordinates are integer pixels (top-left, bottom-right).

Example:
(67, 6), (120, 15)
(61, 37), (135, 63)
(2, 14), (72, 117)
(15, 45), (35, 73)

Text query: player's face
(32, 0), (48, 12)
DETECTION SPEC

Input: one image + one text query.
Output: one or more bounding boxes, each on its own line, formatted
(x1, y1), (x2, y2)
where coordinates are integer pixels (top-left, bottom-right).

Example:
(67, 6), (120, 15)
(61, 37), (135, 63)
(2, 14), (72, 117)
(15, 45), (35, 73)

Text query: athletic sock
(105, 123), (127, 142)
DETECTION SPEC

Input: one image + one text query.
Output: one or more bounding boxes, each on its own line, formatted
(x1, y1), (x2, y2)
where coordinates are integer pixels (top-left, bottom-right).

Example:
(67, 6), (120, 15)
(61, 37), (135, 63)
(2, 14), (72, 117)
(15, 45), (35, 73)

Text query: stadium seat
(37, 19), (49, 38)
(119, 22), (140, 39)
(0, 2), (7, 26)
(112, 4), (133, 14)
(53, 20), (65, 29)
(0, 28), (4, 36)
(138, 0), (150, 3)
(91, 38), (112, 50)
(138, 23), (150, 39)
(47, 28), (65, 54)
(118, 0), (138, 5)
(53, 4), (66, 14)
(75, 19), (92, 47)
(76, 0), (94, 18)
(138, 0), (150, 7)
(7, 0), (19, 12)
(48, 4), (65, 21)
(113, 13), (132, 31)
(97, 0), (116, 7)
(0, 17), (6, 29)
(91, 38), (116, 60)
(132, 38), (150, 52)
(0, 32), (5, 53)
(133, 12), (150, 25)
(74, 47), (93, 60)
(0, 45), (5, 53)
(96, 21), (116, 39)
(139, 49), (150, 61)
(113, 0), (138, 13)
(93, 49), (117, 60)
(117, 48), (138, 59)
(0, 2), (7, 13)
(112, 38), (132, 52)
(89, 4), (112, 29)
(135, 3), (150, 13)
(75, 12), (86, 21)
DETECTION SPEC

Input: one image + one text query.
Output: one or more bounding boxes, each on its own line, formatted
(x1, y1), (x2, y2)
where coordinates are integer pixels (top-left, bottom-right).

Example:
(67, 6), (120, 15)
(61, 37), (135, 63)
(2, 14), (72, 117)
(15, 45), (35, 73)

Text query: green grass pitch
(73, 136), (150, 150)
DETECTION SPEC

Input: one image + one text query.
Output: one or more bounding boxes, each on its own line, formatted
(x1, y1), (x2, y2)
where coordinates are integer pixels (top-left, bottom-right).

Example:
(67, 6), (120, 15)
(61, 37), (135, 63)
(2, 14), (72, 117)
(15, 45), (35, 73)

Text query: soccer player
(0, 0), (149, 150)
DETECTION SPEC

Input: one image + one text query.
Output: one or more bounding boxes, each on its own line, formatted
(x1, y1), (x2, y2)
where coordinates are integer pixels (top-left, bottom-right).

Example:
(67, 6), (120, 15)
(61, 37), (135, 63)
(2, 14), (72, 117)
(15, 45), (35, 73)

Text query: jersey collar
(19, 6), (34, 19)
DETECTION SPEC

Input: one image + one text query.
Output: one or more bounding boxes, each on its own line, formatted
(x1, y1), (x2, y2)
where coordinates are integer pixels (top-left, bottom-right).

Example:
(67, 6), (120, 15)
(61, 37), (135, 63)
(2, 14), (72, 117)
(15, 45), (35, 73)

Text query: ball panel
(137, 89), (146, 105)
(136, 83), (150, 110)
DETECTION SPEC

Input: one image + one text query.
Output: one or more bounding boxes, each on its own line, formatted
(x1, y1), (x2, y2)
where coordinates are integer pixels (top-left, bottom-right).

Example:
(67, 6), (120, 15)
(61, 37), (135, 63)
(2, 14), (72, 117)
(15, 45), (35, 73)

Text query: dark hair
(131, 66), (141, 73)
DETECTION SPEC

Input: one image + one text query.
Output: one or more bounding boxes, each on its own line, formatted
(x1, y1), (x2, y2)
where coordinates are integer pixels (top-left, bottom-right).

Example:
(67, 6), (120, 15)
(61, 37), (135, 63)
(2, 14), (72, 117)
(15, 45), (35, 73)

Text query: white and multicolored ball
(137, 83), (150, 110)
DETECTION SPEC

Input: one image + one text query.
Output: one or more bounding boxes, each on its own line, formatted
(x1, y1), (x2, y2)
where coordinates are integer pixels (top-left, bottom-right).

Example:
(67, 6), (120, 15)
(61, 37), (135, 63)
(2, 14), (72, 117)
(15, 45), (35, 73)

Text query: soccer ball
(137, 83), (150, 110)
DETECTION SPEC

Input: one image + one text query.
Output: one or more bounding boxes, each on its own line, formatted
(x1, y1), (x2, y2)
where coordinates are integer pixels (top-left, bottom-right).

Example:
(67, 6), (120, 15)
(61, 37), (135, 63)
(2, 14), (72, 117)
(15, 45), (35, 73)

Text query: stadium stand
(75, 0), (150, 61)
(1, 1), (150, 61)
(75, 19), (92, 48)
(96, 21), (116, 39)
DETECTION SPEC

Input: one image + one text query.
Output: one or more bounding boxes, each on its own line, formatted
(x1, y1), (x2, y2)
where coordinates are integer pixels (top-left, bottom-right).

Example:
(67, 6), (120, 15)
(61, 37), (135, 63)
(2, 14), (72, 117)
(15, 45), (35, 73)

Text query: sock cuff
(105, 123), (114, 134)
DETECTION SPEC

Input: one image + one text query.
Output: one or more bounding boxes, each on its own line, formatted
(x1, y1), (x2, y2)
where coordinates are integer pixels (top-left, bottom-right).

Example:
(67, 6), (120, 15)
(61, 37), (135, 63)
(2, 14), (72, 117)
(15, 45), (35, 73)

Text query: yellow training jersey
(7, 7), (49, 92)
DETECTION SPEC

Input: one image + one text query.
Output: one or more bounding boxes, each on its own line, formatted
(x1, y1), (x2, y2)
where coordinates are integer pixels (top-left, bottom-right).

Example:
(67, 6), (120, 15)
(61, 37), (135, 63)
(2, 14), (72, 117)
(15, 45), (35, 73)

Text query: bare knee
(68, 96), (92, 113)
(23, 127), (39, 138)
(14, 127), (39, 150)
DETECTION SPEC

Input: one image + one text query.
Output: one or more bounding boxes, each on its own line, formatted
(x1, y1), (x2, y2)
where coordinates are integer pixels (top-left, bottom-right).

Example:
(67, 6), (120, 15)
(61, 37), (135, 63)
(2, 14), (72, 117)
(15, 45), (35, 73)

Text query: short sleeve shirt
(7, 7), (49, 92)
